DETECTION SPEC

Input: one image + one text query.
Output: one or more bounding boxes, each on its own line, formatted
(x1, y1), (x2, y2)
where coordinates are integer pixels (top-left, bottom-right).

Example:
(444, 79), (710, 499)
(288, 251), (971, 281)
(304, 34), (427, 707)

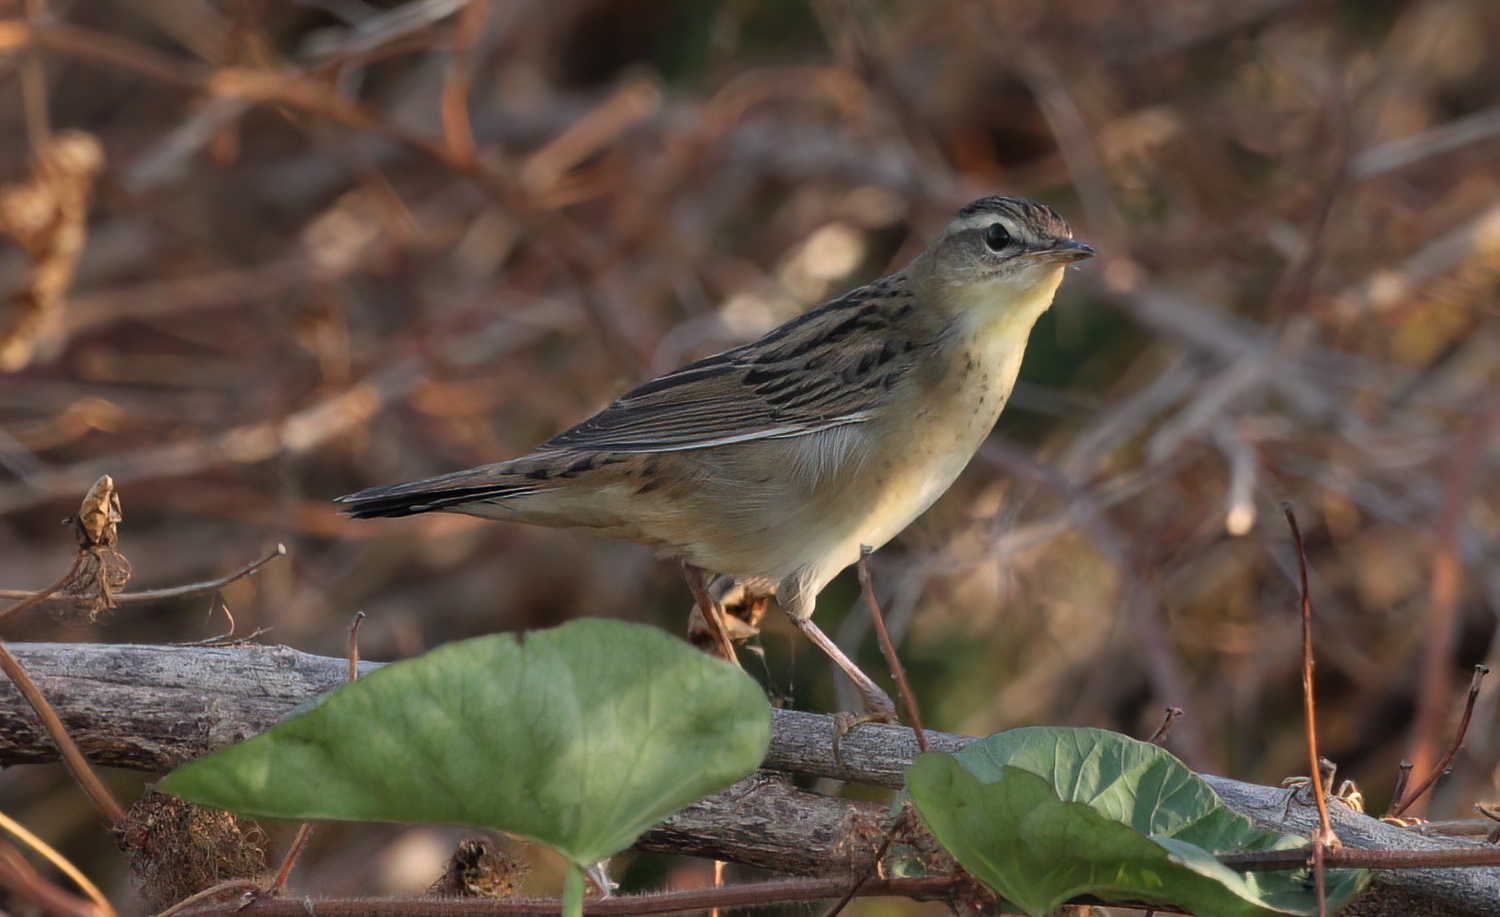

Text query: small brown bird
(339, 196), (1092, 714)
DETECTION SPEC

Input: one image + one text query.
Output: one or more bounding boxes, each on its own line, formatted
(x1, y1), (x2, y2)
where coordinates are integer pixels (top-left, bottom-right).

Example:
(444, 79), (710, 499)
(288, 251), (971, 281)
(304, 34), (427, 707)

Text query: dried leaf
(57, 475), (131, 619)
(73, 474), (120, 549)
(0, 129), (103, 370)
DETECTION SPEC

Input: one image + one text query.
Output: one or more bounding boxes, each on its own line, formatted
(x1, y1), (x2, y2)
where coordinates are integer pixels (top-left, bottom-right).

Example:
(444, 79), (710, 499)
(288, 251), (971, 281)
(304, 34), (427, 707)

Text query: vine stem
(563, 865), (585, 917)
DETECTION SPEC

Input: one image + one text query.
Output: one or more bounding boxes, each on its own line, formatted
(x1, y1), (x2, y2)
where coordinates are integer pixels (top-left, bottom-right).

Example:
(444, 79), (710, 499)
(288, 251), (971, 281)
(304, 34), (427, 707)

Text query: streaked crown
(923, 196), (1093, 284)
(955, 196), (1075, 238)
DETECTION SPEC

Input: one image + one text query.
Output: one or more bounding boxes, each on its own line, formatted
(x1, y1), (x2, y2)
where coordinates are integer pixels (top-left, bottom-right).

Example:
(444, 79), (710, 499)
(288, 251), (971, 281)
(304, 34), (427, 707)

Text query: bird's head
(915, 195), (1094, 332)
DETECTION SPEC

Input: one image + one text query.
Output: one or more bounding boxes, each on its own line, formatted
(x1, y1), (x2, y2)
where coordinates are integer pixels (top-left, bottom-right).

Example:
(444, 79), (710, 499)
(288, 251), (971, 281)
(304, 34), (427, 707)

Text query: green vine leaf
(161, 619), (771, 869)
(905, 727), (1368, 917)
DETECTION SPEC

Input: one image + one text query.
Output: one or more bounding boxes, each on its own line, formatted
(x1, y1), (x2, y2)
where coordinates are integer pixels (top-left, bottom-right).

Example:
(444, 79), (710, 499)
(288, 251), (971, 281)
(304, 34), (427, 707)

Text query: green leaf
(161, 619), (770, 868)
(905, 727), (1367, 917)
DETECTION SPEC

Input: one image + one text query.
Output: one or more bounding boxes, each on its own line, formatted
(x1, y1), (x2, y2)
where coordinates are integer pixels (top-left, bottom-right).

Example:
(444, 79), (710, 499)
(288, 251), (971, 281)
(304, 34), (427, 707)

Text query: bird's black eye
(984, 222), (1012, 252)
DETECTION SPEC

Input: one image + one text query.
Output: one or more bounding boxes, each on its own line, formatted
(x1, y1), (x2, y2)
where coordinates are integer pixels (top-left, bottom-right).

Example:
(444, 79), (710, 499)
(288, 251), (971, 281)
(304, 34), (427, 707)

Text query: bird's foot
(686, 593), (767, 653)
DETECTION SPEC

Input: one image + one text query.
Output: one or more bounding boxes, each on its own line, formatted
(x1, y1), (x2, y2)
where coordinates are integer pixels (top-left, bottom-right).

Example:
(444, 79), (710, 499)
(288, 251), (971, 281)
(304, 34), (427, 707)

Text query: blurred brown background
(1, 0), (1498, 910)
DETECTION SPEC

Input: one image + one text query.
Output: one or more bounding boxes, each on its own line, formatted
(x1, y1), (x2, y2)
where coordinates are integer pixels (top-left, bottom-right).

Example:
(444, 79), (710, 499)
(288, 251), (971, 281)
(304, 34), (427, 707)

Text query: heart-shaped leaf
(161, 619), (771, 868)
(905, 727), (1367, 917)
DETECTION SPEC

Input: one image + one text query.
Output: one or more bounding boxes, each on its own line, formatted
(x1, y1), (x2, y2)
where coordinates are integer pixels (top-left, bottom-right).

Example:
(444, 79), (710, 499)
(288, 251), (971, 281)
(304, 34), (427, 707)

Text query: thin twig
(101, 543), (286, 603)
(1352, 106), (1500, 178)
(1148, 707), (1184, 745)
(1283, 502), (1335, 917)
(153, 875), (957, 916)
(0, 553), (85, 621)
(267, 822), (316, 896)
(1477, 805), (1500, 845)
(856, 547), (925, 751)
(0, 841), (101, 917)
(1386, 762), (1414, 819)
(348, 611), (366, 684)
(708, 859), (723, 917)
(268, 644), (322, 900)
(1389, 665), (1490, 818)
(0, 808), (115, 917)
(1224, 844), (1500, 870)
(6, 21), (206, 89)
(1266, 77), (1351, 323)
(440, 0), (484, 166)
(0, 543), (287, 604)
(820, 812), (909, 917)
(1284, 504), (1335, 841)
(1312, 838), (1328, 917)
(20, 0), (53, 151)
(151, 879), (262, 917)
(1406, 402), (1500, 805)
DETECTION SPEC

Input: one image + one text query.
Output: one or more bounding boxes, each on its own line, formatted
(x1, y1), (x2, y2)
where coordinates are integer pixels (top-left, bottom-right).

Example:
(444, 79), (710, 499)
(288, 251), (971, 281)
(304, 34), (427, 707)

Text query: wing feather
(540, 287), (922, 454)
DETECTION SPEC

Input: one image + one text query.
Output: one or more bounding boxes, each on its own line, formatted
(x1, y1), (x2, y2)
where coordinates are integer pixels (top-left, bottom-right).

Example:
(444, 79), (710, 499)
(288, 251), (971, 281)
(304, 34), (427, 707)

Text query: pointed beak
(1041, 238), (1095, 263)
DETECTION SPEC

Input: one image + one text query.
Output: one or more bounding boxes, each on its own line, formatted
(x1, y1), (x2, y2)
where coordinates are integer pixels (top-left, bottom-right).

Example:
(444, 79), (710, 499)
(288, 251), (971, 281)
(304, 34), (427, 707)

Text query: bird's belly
(846, 443), (975, 550)
(661, 391), (1001, 584)
(814, 408), (993, 571)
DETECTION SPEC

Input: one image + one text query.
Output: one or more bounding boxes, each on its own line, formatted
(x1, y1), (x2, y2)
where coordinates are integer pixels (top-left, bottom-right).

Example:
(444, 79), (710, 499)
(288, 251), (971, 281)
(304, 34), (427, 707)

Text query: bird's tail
(335, 464), (543, 519)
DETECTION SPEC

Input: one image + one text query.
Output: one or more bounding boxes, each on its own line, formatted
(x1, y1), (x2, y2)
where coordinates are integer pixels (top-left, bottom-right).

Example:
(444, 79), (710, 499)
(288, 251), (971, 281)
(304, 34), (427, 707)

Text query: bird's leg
(681, 562), (738, 664)
(789, 615), (896, 721)
(780, 575), (896, 719)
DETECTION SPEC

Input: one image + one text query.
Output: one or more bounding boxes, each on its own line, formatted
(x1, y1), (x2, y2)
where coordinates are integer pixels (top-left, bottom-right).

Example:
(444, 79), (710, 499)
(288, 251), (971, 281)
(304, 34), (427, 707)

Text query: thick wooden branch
(1, 642), (1498, 915)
